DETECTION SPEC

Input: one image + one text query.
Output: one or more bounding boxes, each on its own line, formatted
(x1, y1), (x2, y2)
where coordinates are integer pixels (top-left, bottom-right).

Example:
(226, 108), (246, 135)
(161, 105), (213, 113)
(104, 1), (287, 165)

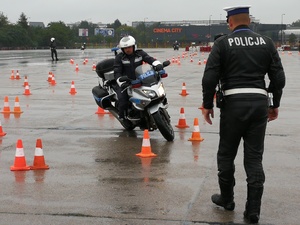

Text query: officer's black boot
(243, 185), (264, 224)
(211, 170), (235, 211)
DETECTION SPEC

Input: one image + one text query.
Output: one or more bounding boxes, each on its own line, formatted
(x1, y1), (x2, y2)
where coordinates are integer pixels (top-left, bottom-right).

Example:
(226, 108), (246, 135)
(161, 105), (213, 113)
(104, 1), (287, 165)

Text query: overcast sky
(1, 0), (299, 26)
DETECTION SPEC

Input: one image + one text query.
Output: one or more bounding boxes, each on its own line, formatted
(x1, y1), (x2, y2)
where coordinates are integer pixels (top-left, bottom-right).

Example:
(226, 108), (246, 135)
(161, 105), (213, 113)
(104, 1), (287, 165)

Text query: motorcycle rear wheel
(153, 108), (174, 141)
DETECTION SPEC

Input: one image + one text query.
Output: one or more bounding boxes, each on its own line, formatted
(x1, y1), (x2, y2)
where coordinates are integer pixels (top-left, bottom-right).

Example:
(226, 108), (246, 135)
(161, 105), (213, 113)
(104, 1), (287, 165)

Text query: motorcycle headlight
(142, 90), (157, 98)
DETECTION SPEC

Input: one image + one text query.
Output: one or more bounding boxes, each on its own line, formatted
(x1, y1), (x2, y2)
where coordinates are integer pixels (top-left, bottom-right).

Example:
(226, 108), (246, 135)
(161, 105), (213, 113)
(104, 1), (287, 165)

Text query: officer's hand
(202, 108), (214, 125)
(268, 108), (278, 122)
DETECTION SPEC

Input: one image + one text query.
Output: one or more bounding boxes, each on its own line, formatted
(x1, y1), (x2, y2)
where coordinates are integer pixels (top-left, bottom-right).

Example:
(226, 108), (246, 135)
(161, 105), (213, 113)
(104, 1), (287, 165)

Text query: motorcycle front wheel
(152, 108), (174, 141)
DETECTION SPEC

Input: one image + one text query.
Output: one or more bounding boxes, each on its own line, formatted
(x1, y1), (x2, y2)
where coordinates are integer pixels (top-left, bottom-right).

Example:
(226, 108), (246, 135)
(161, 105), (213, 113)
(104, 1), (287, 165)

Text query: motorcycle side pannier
(96, 58), (115, 79)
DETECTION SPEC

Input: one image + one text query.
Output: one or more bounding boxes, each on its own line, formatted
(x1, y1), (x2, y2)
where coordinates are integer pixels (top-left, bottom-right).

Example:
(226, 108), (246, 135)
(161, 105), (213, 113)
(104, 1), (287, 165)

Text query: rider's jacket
(202, 25), (285, 109)
(114, 50), (156, 80)
(49, 41), (57, 50)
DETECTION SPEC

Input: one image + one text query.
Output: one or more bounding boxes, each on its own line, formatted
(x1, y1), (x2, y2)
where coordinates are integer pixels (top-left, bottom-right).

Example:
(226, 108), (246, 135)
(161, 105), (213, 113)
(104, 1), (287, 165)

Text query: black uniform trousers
(51, 49), (58, 61)
(217, 94), (268, 189)
(115, 85), (129, 118)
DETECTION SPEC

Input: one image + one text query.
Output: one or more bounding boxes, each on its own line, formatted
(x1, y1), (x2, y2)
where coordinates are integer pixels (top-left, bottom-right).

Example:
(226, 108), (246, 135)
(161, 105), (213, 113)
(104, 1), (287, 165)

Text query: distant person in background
(81, 42), (86, 51)
(173, 40), (180, 50)
(49, 37), (59, 61)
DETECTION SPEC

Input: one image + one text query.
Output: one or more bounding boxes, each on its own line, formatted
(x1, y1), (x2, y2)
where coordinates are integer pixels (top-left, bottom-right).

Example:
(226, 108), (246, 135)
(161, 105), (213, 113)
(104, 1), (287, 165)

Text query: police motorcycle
(92, 58), (174, 142)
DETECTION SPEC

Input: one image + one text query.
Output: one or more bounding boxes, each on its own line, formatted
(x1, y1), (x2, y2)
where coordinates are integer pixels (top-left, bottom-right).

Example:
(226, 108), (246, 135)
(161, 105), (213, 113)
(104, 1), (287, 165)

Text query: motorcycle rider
(114, 35), (163, 120)
(173, 40), (180, 50)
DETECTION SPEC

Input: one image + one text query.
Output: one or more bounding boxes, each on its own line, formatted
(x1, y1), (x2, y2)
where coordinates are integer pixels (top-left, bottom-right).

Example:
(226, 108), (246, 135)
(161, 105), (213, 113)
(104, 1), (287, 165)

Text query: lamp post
(209, 15), (212, 42)
(144, 17), (148, 47)
(281, 14), (285, 45)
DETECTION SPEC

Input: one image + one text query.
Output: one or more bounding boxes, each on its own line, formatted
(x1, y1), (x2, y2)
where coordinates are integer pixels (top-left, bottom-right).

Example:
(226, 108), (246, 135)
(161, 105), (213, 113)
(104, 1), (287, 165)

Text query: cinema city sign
(153, 28), (183, 33)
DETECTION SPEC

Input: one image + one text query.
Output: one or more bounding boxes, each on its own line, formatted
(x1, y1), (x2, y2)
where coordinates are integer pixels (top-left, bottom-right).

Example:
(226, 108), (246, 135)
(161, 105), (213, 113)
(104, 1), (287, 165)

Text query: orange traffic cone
(10, 70), (15, 80)
(70, 58), (74, 64)
(0, 120), (7, 136)
(75, 64), (79, 72)
(23, 85), (31, 95)
(15, 70), (21, 80)
(175, 107), (189, 128)
(136, 129), (157, 158)
(180, 82), (189, 96)
(198, 60), (202, 65)
(47, 72), (52, 82)
(30, 139), (49, 170)
(13, 96), (23, 114)
(92, 62), (96, 71)
(188, 118), (204, 142)
(51, 74), (56, 85)
(1, 96), (11, 114)
(69, 81), (77, 95)
(10, 139), (31, 171)
(23, 75), (29, 87)
(95, 106), (110, 114)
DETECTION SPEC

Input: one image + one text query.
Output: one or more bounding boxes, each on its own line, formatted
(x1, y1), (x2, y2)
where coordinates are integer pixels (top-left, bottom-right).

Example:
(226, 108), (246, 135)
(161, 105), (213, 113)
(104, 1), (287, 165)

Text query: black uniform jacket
(114, 49), (156, 80)
(202, 25), (285, 109)
(50, 41), (57, 50)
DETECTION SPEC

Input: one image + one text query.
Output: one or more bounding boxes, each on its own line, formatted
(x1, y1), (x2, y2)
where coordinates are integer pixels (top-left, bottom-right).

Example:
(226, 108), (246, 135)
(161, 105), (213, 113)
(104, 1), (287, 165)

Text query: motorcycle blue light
(130, 98), (141, 104)
(158, 70), (168, 78)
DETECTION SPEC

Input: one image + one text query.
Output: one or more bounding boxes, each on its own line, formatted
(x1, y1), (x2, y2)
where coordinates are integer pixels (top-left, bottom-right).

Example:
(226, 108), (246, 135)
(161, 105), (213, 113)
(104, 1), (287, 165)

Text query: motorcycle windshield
(135, 65), (159, 86)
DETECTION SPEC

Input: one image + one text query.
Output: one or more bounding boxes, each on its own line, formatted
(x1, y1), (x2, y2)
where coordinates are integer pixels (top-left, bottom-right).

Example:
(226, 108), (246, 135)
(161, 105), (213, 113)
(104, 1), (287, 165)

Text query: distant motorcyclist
(114, 35), (163, 120)
(81, 42), (86, 50)
(49, 37), (59, 61)
(173, 40), (180, 50)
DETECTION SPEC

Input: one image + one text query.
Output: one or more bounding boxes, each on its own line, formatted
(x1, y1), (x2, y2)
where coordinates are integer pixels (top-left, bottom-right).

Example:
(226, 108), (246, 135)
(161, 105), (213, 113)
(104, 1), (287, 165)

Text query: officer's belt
(224, 88), (267, 96)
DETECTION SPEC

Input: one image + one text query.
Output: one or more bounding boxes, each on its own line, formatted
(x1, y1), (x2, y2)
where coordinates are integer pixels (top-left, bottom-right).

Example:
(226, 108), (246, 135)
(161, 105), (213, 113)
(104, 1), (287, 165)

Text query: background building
(133, 19), (287, 47)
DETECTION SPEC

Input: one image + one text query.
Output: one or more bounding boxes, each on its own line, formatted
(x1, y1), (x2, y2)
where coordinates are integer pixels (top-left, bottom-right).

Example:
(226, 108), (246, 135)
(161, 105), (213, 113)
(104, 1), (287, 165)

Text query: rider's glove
(152, 60), (163, 71)
(117, 76), (129, 89)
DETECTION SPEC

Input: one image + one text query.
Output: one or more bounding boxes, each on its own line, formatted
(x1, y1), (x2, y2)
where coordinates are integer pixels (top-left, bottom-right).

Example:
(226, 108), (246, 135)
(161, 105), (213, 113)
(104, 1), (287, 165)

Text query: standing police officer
(49, 37), (59, 61)
(202, 5), (285, 224)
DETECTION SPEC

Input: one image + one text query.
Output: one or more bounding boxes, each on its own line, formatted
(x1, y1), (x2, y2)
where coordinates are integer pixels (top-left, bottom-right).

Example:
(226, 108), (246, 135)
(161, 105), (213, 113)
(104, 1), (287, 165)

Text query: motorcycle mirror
(163, 60), (171, 67)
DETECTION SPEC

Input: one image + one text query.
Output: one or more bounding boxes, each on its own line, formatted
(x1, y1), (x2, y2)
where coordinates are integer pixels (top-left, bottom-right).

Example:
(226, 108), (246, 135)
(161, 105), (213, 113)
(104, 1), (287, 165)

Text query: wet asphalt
(0, 48), (299, 225)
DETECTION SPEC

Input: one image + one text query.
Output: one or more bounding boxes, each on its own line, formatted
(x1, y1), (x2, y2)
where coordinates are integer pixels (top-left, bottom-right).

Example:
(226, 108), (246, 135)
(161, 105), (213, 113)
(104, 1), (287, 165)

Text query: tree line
(0, 12), (161, 50)
(1, 12), (300, 50)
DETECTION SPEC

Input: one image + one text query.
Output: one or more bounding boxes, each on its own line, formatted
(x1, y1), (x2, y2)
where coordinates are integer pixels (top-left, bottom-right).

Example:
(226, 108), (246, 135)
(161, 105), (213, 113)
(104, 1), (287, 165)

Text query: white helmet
(119, 35), (136, 49)
(50, 37), (55, 42)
